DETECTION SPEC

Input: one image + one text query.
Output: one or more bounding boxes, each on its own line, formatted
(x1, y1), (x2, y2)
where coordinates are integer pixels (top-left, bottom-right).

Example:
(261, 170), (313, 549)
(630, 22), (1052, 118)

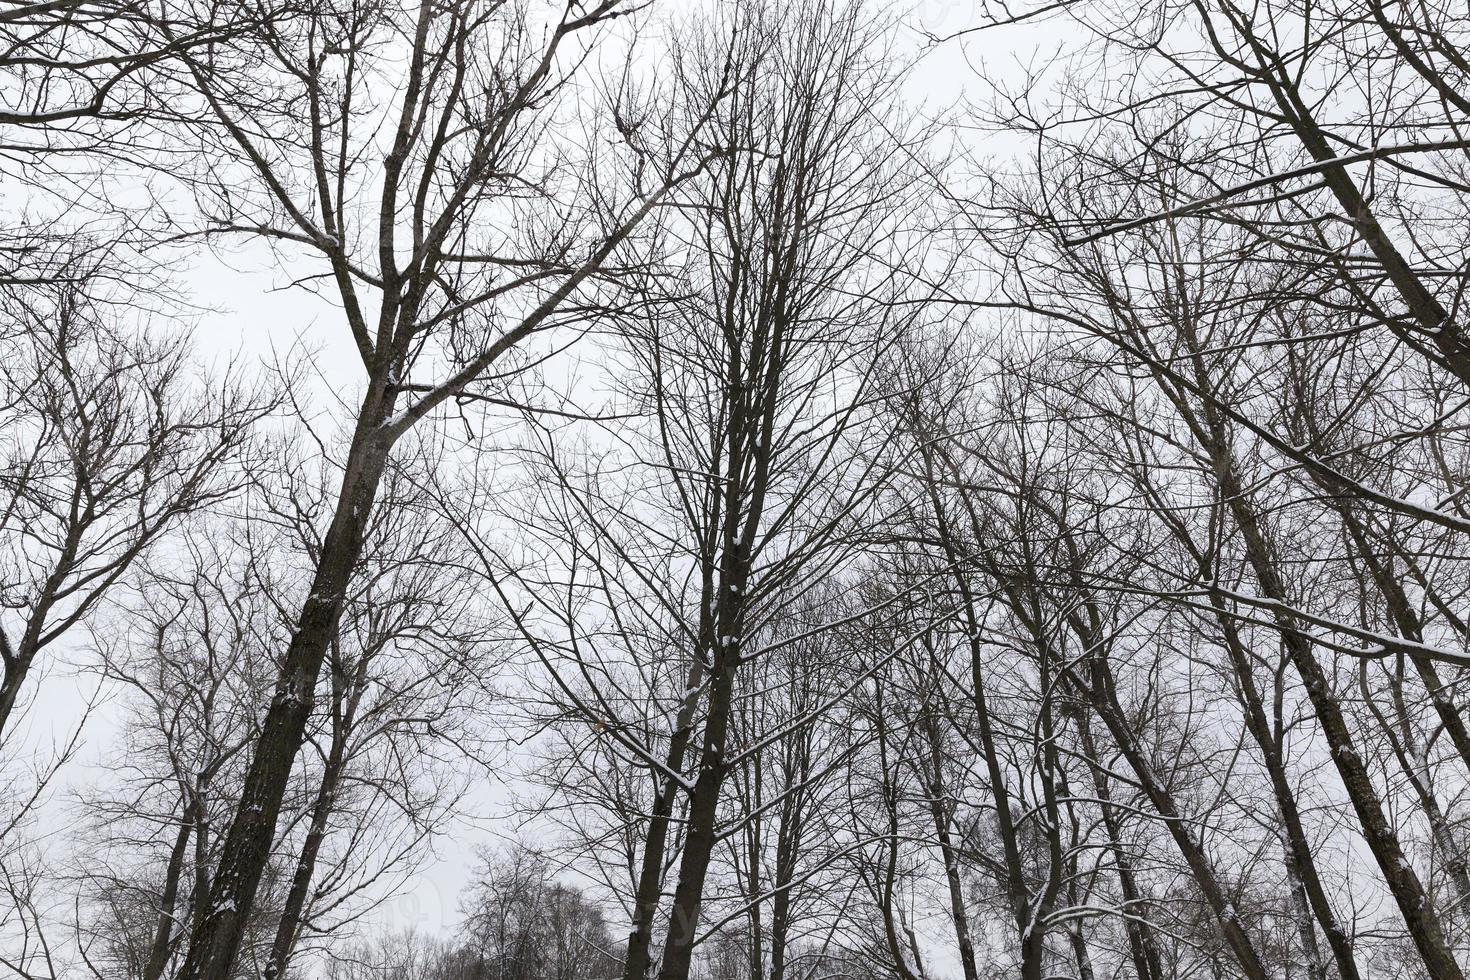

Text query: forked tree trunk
(142, 810), (195, 980)
(623, 657), (707, 980)
(263, 661), (362, 980)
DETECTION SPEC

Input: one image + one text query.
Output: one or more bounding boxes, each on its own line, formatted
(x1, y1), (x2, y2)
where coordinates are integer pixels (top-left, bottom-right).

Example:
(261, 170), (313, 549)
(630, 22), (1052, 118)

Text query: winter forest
(4, 0), (1470, 978)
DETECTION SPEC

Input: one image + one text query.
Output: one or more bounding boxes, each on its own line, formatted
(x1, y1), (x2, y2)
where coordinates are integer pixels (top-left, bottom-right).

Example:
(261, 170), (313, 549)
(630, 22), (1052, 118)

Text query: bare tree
(74, 437), (498, 980)
(456, 843), (622, 980)
(148, 1), (724, 974)
(468, 6), (932, 980)
(0, 241), (269, 743)
(16, 3), (1470, 979)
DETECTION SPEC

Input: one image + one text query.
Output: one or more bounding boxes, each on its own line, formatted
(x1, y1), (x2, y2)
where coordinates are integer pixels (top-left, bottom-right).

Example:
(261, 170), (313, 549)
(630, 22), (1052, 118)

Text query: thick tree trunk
(651, 508), (751, 980)
(1068, 921), (1096, 980)
(654, 650), (739, 980)
(0, 542), (76, 737)
(176, 386), (396, 980)
(262, 680), (354, 980)
(0, 649), (27, 738)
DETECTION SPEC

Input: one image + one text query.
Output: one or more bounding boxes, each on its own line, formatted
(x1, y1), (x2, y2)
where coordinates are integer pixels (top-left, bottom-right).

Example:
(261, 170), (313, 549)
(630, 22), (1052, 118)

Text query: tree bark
(1076, 715), (1166, 980)
(1203, 593), (1362, 980)
(916, 705), (980, 980)
(1216, 3), (1470, 386)
(653, 545), (746, 980)
(622, 658), (707, 980)
(262, 660), (359, 980)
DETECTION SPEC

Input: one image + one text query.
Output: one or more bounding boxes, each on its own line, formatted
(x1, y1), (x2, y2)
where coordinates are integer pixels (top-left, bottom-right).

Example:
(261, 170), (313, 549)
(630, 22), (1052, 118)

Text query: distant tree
(458, 843), (622, 980)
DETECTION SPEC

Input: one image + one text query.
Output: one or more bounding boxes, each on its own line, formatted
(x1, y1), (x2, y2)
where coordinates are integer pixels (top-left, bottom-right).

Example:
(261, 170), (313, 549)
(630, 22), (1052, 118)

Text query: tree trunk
(1220, 7), (1470, 385)
(262, 671), (355, 980)
(176, 385), (396, 980)
(917, 708), (980, 980)
(1207, 595), (1362, 980)
(654, 649), (738, 980)
(1083, 653), (1271, 980)
(767, 734), (809, 980)
(914, 436), (1045, 975)
(623, 657), (707, 980)
(1172, 348), (1463, 980)
(1077, 716), (1165, 980)
(142, 810), (195, 980)
(1336, 504), (1470, 781)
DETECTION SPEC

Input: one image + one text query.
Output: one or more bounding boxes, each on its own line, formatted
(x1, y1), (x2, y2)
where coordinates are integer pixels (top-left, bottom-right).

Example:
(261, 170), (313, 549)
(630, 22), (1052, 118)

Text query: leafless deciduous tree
(0, 241), (268, 743)
(145, 1), (724, 974)
(471, 5), (933, 980)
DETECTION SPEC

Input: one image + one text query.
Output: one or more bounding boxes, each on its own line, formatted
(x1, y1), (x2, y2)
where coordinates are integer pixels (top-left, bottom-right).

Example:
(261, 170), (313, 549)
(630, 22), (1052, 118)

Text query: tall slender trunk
(1335, 504), (1470, 779)
(1076, 716), (1165, 980)
(142, 809), (196, 980)
(1284, 849), (1330, 980)
(1168, 338), (1463, 980)
(652, 467), (753, 980)
(1207, 596), (1362, 980)
(916, 704), (980, 980)
(623, 657), (706, 980)
(767, 729), (810, 980)
(742, 743), (765, 980)
(1363, 659), (1470, 921)
(1137, 374), (1360, 977)
(1045, 496), (1214, 980)
(869, 684), (925, 980)
(914, 435), (1047, 978)
(652, 203), (785, 976)
(177, 381), (397, 980)
(1217, 6), (1470, 385)
(1081, 651), (1271, 980)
